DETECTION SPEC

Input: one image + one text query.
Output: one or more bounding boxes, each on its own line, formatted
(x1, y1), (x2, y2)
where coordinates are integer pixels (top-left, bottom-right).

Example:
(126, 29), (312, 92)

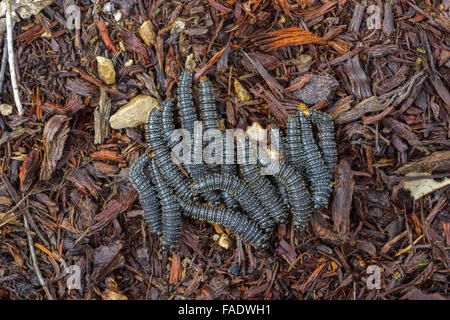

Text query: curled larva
(236, 136), (288, 224)
(149, 157), (181, 250)
(129, 155), (162, 236)
(285, 115), (306, 177)
(176, 198), (268, 248)
(310, 110), (337, 172)
(191, 173), (275, 232)
(147, 108), (197, 201)
(258, 150), (313, 230)
(297, 111), (332, 209)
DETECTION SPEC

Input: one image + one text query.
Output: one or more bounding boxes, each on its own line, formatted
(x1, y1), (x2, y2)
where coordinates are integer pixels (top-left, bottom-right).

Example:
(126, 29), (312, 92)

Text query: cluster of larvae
(129, 70), (337, 250)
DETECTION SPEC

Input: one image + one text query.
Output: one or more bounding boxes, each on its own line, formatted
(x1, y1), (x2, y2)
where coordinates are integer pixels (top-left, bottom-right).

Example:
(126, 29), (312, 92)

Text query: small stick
(6, 0), (23, 115)
(24, 212), (54, 300)
(1, 175), (54, 299)
(0, 33), (8, 93)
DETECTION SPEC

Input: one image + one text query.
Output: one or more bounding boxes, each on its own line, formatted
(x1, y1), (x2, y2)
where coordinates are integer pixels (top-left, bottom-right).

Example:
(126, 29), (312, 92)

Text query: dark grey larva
(310, 110), (337, 172)
(178, 71), (222, 205)
(176, 198), (268, 248)
(200, 76), (238, 209)
(191, 173), (275, 232)
(199, 77), (220, 169)
(146, 108), (197, 201)
(258, 150), (313, 230)
(297, 111), (332, 209)
(129, 155), (162, 236)
(199, 77), (220, 131)
(222, 139), (238, 180)
(149, 157), (181, 250)
(161, 99), (179, 150)
(191, 123), (222, 205)
(236, 136), (288, 224)
(269, 127), (292, 210)
(285, 116), (306, 177)
(177, 70), (196, 135)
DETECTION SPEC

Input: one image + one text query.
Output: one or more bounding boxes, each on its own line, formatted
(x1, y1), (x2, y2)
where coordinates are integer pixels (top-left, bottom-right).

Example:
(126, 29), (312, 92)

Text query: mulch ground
(0, 0), (449, 300)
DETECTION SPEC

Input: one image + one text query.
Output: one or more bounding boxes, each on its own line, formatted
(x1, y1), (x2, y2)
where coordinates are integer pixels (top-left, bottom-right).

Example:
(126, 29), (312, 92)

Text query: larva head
(298, 103), (311, 117)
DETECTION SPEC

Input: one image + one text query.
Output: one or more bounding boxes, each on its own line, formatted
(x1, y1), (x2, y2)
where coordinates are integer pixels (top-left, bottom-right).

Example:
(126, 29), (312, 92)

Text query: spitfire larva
(199, 77), (220, 132)
(191, 173), (275, 232)
(310, 110), (337, 172)
(129, 154), (162, 236)
(177, 70), (196, 135)
(161, 99), (180, 150)
(149, 157), (181, 250)
(269, 127), (291, 209)
(297, 110), (332, 209)
(285, 115), (306, 177)
(176, 198), (268, 248)
(236, 135), (288, 224)
(176, 72), (222, 205)
(258, 150), (313, 230)
(147, 108), (197, 201)
(200, 76), (238, 208)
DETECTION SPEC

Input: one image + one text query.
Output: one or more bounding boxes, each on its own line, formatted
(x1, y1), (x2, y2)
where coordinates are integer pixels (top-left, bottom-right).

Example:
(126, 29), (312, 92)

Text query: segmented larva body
(199, 77), (221, 173)
(237, 137), (288, 224)
(177, 70), (196, 135)
(176, 198), (268, 248)
(129, 155), (162, 236)
(190, 135), (222, 205)
(149, 158), (181, 250)
(269, 128), (291, 210)
(285, 115), (306, 177)
(297, 111), (332, 209)
(191, 173), (275, 232)
(147, 108), (197, 201)
(161, 99), (179, 150)
(176, 72), (222, 205)
(199, 77), (219, 131)
(310, 110), (337, 172)
(199, 77), (236, 207)
(258, 151), (313, 230)
(221, 132), (239, 208)
(222, 143), (238, 177)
